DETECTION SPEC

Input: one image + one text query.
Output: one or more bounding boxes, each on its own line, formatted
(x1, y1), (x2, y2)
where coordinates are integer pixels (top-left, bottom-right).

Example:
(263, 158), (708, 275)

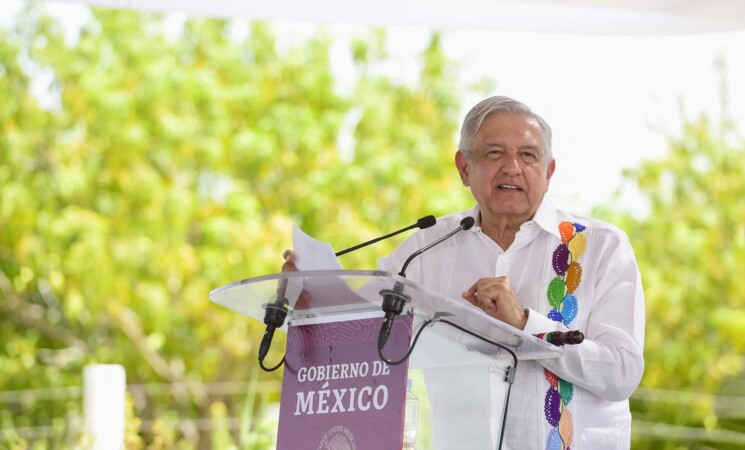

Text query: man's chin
(483, 207), (532, 220)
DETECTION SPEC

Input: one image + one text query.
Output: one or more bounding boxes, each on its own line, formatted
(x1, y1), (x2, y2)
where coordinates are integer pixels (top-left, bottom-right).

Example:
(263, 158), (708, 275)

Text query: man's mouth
(498, 184), (523, 191)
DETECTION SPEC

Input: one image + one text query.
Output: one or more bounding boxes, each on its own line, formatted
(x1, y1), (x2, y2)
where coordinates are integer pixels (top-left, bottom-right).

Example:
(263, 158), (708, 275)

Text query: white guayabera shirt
(378, 197), (645, 450)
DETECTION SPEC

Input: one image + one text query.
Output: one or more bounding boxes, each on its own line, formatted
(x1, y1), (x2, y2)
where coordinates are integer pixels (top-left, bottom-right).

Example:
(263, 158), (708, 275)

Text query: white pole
(84, 364), (126, 450)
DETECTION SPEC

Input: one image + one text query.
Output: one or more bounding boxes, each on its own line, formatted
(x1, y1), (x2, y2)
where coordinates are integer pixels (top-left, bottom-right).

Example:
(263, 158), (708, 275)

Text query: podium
(210, 270), (562, 450)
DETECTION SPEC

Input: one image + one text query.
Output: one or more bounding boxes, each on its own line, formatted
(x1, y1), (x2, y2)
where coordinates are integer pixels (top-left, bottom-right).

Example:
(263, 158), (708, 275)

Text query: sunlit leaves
(1, 5), (475, 447)
(597, 107), (745, 447)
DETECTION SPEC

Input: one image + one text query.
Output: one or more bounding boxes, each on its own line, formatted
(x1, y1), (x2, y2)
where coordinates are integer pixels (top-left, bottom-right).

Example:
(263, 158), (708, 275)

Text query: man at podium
(284, 96), (644, 449)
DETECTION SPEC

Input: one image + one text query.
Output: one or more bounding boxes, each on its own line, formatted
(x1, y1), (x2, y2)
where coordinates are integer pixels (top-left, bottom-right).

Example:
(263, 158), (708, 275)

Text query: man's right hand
(462, 276), (528, 330)
(282, 249), (298, 272)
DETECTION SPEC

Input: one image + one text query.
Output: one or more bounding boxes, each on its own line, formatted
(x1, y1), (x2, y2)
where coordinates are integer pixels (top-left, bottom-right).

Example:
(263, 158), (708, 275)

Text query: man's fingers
(281, 249), (298, 272)
(462, 278), (511, 313)
(462, 281), (478, 298)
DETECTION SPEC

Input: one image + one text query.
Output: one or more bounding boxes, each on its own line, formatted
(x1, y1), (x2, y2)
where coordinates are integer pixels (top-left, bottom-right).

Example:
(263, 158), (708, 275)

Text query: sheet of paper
(292, 224), (343, 271)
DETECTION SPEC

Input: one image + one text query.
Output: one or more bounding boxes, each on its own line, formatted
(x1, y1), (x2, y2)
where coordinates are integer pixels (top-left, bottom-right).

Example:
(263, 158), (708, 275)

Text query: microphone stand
(256, 215), (436, 372)
(377, 216), (475, 354)
(257, 278), (290, 372)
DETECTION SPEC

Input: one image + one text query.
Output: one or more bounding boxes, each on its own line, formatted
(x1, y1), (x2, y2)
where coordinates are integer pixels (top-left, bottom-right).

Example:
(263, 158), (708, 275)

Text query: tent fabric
(44, 0), (745, 35)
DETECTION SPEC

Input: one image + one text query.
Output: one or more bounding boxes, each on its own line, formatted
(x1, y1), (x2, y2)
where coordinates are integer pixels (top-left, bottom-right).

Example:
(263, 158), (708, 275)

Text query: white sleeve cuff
(523, 308), (566, 334)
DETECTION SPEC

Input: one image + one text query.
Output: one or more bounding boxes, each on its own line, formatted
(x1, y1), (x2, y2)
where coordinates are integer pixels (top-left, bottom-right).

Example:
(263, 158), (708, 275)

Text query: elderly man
(285, 96), (645, 449)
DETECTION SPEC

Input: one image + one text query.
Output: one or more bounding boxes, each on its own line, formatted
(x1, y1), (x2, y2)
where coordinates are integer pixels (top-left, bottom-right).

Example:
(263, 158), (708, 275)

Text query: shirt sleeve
(534, 229), (646, 402)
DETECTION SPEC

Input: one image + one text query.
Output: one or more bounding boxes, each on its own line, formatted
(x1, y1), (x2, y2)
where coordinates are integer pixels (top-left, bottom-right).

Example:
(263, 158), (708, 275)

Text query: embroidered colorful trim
(543, 221), (586, 450)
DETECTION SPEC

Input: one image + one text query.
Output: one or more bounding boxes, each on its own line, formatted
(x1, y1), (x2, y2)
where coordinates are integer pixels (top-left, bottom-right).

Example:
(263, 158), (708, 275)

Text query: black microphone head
(417, 215), (436, 229)
(460, 216), (476, 230)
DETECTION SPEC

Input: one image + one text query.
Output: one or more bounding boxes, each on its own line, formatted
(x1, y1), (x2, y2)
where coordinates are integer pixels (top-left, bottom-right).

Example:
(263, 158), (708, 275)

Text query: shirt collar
(467, 204), (482, 232)
(531, 196), (562, 239)
(468, 197), (561, 239)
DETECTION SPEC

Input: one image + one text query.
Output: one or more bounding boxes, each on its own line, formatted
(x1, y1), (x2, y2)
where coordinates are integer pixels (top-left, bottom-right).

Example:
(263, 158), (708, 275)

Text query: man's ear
(545, 159), (556, 186)
(455, 151), (470, 187)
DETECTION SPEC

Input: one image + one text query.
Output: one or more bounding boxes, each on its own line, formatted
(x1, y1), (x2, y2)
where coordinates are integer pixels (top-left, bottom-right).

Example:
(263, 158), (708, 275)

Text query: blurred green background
(1, 2), (744, 449)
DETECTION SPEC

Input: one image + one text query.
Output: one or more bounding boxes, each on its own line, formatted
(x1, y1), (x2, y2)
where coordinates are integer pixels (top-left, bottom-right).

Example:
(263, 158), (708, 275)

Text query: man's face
(455, 113), (555, 226)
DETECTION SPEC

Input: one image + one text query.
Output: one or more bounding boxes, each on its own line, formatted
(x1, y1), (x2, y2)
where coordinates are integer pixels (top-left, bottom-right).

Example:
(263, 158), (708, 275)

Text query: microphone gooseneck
(398, 216), (475, 277)
(378, 216), (476, 352)
(335, 215), (436, 257)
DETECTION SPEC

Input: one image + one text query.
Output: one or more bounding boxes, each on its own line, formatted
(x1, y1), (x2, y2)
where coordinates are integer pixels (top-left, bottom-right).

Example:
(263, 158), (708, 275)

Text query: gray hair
(458, 96), (553, 166)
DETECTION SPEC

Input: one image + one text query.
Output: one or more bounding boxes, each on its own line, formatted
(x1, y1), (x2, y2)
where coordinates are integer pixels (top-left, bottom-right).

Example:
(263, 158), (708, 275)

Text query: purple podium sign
(277, 314), (413, 450)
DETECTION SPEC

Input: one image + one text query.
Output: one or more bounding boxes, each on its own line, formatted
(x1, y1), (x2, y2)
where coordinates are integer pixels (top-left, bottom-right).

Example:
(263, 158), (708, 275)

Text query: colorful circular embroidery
(543, 221), (585, 450)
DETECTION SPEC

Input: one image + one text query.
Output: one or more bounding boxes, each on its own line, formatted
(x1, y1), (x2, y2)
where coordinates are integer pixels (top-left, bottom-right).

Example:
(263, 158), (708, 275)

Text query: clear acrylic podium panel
(210, 270), (561, 450)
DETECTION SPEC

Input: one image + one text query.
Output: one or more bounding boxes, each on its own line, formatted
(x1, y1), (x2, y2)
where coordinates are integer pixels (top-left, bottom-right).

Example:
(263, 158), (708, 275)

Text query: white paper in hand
(292, 225), (343, 271)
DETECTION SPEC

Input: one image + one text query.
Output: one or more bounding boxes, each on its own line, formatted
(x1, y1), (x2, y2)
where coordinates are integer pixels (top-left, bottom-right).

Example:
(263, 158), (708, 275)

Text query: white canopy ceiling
(41, 0), (745, 35)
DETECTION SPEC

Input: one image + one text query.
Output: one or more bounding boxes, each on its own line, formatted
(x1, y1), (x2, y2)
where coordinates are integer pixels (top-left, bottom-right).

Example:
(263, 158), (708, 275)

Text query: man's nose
(501, 155), (522, 175)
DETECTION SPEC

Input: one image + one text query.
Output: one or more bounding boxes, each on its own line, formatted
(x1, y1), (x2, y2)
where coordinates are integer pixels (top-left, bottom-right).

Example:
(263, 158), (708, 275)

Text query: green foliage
(595, 109), (745, 447)
(9, 3), (745, 449)
(601, 113), (745, 390)
(0, 4), (473, 448)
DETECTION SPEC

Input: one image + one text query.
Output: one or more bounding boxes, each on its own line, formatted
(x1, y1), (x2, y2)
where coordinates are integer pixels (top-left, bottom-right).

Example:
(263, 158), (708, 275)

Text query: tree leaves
(596, 105), (745, 447)
(1, 6), (476, 446)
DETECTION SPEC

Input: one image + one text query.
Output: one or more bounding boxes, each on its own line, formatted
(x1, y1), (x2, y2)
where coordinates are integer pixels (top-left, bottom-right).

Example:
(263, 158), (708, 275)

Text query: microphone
(335, 215), (436, 257)
(538, 330), (585, 346)
(378, 216), (476, 350)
